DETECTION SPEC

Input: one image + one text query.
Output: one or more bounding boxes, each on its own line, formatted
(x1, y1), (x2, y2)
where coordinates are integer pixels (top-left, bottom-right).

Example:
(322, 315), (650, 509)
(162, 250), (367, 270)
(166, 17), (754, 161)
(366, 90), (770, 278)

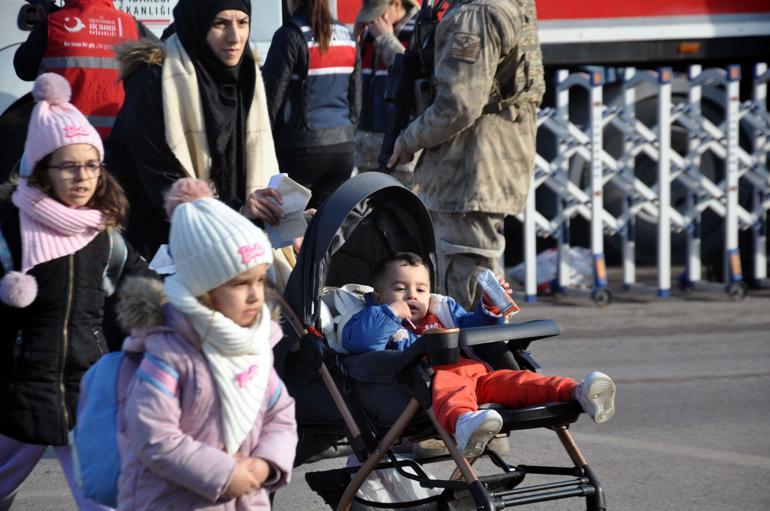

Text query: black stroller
(276, 173), (606, 510)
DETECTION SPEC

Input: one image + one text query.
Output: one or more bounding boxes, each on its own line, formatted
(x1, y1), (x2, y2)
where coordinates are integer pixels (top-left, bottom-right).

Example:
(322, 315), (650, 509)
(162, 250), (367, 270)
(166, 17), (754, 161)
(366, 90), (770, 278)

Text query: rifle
(377, 0), (445, 173)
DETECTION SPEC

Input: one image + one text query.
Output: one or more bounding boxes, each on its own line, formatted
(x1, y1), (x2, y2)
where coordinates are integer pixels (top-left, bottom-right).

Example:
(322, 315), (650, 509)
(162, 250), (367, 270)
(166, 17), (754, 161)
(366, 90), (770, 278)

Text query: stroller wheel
(591, 288), (612, 307)
(726, 281), (748, 301)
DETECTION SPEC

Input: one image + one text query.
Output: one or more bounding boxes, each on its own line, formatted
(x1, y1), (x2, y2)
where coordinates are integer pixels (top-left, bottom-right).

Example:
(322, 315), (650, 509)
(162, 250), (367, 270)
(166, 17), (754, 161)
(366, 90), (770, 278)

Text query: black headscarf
(173, 0), (256, 205)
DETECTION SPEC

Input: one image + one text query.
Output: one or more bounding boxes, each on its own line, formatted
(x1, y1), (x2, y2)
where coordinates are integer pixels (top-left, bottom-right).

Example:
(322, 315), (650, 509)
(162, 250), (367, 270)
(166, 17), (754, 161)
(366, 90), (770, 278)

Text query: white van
(0, 0), (34, 115)
(0, 0), (283, 117)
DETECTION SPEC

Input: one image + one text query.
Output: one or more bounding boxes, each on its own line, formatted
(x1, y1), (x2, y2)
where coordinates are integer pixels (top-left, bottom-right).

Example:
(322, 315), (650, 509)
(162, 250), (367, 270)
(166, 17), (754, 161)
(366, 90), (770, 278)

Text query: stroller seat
(280, 172), (607, 510)
(342, 344), (583, 434)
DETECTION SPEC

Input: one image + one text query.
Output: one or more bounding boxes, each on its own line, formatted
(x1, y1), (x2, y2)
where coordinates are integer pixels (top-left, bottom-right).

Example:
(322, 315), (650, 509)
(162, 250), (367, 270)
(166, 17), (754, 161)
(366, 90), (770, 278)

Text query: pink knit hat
(22, 73), (103, 176)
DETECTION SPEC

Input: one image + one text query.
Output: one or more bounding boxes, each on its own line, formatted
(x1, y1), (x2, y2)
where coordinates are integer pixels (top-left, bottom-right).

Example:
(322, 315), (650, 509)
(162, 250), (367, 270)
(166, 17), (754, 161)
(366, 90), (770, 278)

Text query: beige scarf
(161, 35), (279, 200)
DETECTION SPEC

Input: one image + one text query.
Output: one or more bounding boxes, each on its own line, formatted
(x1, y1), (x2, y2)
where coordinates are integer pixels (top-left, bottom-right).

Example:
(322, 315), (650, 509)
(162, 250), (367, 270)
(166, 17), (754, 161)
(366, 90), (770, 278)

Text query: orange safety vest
(42, 0), (140, 138)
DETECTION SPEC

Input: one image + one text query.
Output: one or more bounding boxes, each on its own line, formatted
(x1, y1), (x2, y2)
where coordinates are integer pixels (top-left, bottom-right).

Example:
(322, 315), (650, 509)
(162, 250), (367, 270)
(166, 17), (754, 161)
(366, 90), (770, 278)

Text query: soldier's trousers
(431, 210), (506, 310)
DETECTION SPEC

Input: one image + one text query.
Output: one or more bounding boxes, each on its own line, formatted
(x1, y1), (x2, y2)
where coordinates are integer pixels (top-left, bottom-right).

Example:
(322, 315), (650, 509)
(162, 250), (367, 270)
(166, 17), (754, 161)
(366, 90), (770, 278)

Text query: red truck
(335, 0), (770, 67)
(334, 0), (770, 278)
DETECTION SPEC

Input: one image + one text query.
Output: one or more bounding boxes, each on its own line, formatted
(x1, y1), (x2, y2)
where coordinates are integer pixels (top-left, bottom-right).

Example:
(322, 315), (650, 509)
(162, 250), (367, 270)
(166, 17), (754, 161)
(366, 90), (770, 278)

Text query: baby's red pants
(432, 358), (578, 434)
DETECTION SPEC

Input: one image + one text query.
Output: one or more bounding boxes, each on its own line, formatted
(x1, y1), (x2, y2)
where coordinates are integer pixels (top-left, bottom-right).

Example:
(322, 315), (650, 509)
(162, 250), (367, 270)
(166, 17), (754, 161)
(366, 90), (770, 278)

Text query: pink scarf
(11, 180), (105, 273)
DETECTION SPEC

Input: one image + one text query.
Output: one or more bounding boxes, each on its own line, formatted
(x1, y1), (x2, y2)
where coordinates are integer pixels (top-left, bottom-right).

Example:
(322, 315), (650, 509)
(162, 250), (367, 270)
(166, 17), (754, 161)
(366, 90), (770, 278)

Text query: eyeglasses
(48, 161), (105, 176)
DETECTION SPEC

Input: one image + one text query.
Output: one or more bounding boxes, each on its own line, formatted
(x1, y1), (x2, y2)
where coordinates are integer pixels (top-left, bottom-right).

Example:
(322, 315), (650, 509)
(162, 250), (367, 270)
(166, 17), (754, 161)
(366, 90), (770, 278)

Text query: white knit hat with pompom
(163, 178), (273, 297)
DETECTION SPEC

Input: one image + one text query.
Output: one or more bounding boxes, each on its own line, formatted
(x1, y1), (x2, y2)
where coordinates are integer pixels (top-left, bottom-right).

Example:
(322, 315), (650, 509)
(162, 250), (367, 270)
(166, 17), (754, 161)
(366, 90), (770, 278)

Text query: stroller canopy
(285, 172), (436, 328)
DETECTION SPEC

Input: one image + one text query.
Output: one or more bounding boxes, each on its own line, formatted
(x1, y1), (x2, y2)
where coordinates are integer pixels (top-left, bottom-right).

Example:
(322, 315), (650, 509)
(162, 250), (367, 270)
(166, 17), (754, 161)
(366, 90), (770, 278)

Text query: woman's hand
(223, 457), (261, 499)
(243, 188), (284, 225)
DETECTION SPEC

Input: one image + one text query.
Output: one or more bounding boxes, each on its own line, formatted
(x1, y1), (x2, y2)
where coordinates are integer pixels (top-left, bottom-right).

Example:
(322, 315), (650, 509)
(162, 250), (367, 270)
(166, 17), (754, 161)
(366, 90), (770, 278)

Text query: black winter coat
(262, 13), (361, 153)
(0, 204), (152, 446)
(106, 63), (183, 260)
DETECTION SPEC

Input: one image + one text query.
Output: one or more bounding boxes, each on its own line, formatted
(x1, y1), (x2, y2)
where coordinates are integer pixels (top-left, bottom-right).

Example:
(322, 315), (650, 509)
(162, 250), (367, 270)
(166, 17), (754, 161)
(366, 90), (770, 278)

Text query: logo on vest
(63, 125), (91, 138)
(239, 243), (266, 265)
(63, 17), (85, 33)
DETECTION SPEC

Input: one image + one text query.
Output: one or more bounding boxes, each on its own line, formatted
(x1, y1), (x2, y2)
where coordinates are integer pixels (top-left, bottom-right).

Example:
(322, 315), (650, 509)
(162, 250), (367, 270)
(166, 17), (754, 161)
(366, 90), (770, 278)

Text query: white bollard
(657, 67), (673, 297)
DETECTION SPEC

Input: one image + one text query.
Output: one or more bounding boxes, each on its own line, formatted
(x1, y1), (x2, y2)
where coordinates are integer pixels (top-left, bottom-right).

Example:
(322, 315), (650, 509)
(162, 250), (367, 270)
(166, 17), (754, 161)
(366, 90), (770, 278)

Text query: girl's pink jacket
(117, 294), (297, 510)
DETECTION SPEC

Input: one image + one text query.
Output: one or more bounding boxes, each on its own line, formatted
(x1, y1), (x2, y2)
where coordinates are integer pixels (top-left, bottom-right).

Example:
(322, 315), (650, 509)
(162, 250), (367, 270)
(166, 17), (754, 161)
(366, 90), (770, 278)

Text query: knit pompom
(0, 271), (38, 308)
(163, 178), (214, 219)
(32, 73), (72, 105)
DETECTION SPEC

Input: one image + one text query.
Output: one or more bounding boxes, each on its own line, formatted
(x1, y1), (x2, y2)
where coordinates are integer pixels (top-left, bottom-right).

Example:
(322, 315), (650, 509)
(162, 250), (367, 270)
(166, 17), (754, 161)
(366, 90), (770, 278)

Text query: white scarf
(164, 276), (273, 454)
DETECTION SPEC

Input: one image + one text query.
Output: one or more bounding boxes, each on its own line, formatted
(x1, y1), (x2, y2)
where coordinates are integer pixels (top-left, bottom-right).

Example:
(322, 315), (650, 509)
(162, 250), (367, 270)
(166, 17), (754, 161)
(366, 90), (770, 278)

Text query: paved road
(12, 290), (770, 510)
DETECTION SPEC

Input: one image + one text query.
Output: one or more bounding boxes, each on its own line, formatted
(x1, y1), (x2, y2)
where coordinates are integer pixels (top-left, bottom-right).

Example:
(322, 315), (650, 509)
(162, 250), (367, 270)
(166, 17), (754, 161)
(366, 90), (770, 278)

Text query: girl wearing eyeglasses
(0, 73), (152, 510)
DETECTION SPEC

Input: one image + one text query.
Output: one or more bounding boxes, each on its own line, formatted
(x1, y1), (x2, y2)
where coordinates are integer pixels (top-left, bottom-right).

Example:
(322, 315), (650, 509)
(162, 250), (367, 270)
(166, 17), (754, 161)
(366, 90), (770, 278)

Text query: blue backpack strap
(266, 379), (283, 411)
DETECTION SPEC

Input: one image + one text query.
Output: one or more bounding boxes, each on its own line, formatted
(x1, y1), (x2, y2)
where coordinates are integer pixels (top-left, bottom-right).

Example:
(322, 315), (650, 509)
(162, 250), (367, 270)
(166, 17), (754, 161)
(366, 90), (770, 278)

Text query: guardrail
(517, 63), (770, 304)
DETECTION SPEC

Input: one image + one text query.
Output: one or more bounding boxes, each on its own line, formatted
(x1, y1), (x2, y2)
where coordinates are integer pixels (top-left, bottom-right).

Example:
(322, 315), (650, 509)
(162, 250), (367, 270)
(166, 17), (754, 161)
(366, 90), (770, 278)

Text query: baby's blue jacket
(342, 293), (505, 354)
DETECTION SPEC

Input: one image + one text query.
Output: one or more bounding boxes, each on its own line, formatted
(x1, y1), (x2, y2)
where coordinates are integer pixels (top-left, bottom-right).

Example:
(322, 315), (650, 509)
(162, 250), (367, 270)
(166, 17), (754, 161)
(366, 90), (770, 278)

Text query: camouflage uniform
(355, 5), (421, 190)
(397, 0), (544, 308)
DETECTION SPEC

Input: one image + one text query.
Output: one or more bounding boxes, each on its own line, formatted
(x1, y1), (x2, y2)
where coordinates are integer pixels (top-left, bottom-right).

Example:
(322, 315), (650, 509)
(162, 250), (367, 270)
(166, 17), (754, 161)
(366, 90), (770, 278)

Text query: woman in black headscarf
(105, 0), (284, 259)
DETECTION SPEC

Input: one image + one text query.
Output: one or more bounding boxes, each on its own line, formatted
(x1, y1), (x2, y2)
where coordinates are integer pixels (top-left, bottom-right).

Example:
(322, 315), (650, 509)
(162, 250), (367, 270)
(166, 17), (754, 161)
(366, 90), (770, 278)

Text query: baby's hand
(482, 274), (514, 311)
(388, 300), (412, 320)
(500, 275), (513, 296)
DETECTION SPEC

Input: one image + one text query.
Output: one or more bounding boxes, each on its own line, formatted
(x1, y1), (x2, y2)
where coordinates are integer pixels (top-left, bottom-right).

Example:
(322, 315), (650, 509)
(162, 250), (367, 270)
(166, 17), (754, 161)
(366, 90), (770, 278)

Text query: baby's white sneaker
(454, 409), (503, 458)
(573, 371), (616, 423)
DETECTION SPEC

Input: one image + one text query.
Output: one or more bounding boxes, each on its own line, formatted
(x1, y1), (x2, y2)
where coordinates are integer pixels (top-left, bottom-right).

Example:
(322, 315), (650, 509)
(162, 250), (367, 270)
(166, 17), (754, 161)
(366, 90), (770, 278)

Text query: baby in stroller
(341, 251), (616, 458)
(284, 172), (613, 509)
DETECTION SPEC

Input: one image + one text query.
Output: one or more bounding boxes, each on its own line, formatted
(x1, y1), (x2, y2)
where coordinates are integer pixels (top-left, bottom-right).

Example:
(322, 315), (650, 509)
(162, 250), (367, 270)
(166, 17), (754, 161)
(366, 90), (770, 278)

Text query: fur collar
(115, 39), (167, 82)
(116, 276), (166, 332)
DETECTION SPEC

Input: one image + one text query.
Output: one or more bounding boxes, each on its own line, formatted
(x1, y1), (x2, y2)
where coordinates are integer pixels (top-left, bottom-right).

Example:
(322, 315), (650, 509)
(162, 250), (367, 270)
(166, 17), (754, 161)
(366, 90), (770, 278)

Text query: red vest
(42, 0), (139, 138)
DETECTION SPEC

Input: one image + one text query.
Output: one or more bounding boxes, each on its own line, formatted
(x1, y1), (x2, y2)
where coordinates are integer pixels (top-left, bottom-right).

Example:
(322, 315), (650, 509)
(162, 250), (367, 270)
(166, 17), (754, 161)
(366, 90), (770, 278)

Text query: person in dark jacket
(105, 0), (281, 260)
(355, 0), (419, 188)
(262, 0), (361, 209)
(0, 73), (151, 510)
(13, 0), (157, 138)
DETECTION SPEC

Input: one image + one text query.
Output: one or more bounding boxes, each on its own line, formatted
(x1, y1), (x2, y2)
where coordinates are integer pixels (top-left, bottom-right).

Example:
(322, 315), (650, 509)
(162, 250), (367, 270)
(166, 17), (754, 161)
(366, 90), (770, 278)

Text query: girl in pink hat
(0, 72), (152, 510)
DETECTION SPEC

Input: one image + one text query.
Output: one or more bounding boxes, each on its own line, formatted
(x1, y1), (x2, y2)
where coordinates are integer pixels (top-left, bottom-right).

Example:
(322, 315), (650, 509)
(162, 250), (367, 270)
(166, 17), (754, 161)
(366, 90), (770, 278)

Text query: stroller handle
(458, 320), (561, 347)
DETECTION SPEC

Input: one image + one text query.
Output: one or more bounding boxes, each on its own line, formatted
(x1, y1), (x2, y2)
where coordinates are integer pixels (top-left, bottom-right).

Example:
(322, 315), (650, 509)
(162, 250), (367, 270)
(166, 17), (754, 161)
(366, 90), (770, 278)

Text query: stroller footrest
(480, 401), (582, 431)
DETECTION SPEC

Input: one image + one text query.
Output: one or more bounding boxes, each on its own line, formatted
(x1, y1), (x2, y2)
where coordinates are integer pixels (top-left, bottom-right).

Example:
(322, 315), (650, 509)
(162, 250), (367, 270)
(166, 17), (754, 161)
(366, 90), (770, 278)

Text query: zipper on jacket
(93, 328), (105, 357)
(13, 329), (23, 377)
(60, 254), (75, 429)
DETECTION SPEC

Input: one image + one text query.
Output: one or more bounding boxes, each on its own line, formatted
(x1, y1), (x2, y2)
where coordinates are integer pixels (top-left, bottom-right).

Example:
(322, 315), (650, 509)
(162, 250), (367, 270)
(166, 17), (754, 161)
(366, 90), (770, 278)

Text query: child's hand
(388, 300), (412, 320)
(223, 457), (261, 499)
(248, 457), (272, 485)
(496, 274), (513, 295)
(482, 275), (513, 313)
